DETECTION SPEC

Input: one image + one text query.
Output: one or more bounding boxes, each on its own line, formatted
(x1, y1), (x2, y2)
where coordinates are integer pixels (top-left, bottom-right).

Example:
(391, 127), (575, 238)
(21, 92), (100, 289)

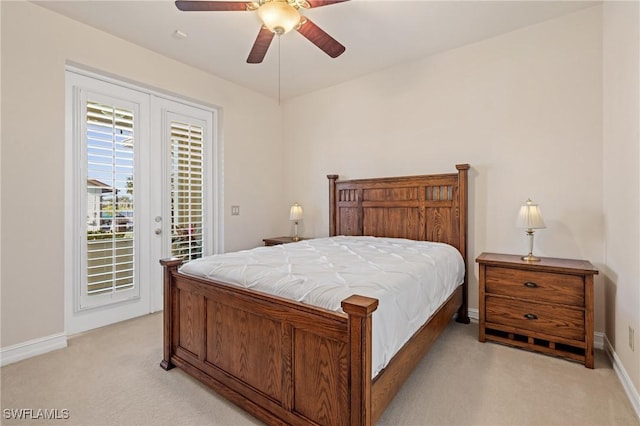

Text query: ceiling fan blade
(175, 1), (251, 12)
(247, 27), (275, 64)
(296, 18), (345, 58)
(306, 0), (350, 8)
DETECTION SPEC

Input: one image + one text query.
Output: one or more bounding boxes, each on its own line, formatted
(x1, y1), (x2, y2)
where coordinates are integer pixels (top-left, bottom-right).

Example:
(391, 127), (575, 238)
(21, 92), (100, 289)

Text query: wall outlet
(630, 326), (635, 352)
(231, 205), (240, 216)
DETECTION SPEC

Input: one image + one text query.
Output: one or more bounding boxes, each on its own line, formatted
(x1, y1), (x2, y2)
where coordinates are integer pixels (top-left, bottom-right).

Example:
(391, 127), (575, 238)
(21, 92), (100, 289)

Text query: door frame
(64, 65), (224, 335)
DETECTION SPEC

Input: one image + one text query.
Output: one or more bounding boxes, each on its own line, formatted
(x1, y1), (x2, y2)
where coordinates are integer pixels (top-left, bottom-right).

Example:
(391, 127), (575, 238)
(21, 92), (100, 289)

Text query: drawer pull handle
(524, 313), (538, 320)
(524, 281), (538, 288)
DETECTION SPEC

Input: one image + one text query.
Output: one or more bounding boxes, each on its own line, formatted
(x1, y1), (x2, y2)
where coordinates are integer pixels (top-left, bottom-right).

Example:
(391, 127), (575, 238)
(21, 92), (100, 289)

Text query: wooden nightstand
(476, 252), (599, 368)
(263, 236), (305, 246)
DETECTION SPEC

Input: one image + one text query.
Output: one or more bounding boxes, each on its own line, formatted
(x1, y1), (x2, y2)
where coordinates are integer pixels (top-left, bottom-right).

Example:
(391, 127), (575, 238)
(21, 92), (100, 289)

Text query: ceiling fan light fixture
(258, 0), (301, 35)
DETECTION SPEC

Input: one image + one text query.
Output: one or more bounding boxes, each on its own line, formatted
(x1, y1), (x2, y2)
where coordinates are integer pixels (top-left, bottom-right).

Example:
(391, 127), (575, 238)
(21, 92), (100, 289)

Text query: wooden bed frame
(160, 164), (470, 425)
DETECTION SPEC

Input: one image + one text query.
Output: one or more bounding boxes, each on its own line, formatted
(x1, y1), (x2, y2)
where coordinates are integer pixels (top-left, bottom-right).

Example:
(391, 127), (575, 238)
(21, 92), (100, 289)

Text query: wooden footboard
(161, 258), (464, 425)
(160, 258), (379, 425)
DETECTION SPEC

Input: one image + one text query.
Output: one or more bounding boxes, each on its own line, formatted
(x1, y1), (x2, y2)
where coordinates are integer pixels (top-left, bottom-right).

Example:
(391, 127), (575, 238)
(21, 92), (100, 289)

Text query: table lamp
(289, 203), (303, 241)
(516, 198), (546, 261)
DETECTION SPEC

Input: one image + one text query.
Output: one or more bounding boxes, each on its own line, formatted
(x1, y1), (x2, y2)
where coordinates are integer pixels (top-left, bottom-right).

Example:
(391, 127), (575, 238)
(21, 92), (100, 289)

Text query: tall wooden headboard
(327, 164), (469, 259)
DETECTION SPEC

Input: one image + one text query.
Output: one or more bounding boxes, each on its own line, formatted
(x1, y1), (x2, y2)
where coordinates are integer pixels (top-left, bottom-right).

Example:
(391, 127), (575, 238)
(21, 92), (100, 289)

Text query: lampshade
(258, 0), (301, 35)
(516, 198), (546, 230)
(289, 203), (303, 221)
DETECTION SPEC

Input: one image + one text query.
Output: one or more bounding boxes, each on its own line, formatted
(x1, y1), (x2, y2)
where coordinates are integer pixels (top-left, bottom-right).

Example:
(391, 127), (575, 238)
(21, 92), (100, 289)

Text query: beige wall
(282, 5), (604, 326)
(283, 3), (640, 400)
(0, 1), (283, 347)
(603, 1), (640, 395)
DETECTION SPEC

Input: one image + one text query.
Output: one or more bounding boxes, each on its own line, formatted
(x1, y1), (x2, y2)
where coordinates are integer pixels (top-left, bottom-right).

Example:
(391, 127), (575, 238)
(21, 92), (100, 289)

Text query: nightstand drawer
(486, 296), (585, 341)
(485, 266), (584, 307)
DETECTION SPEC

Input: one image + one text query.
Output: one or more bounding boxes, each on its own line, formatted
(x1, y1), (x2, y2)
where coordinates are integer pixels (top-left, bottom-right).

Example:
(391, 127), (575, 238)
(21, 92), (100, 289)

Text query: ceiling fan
(175, 0), (349, 63)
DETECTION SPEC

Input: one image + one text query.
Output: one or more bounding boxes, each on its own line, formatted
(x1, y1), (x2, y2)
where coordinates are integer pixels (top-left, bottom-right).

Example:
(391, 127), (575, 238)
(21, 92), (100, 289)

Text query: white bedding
(179, 236), (465, 377)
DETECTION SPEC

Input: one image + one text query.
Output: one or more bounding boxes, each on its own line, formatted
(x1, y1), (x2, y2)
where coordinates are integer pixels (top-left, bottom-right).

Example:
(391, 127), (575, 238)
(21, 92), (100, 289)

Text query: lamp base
(521, 254), (541, 262)
(522, 230), (541, 262)
(292, 221), (300, 242)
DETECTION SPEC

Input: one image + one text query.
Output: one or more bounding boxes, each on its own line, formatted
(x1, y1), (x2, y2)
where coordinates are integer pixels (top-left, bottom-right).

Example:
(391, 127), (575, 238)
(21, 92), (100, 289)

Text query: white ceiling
(35, 0), (598, 100)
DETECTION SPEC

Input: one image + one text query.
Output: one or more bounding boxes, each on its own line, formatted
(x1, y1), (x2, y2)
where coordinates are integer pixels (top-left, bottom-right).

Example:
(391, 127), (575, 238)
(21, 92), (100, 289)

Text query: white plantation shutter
(170, 120), (204, 262)
(85, 101), (135, 297)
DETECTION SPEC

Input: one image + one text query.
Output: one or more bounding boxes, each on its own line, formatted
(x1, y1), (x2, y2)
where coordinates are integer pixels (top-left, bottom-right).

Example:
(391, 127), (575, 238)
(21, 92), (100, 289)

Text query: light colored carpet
(1, 313), (638, 426)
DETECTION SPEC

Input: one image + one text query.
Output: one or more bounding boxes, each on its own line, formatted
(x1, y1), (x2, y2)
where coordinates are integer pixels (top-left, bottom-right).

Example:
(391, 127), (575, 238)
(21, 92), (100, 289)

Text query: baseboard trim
(468, 308), (479, 321)
(594, 331), (605, 350)
(604, 335), (640, 421)
(0, 333), (68, 367)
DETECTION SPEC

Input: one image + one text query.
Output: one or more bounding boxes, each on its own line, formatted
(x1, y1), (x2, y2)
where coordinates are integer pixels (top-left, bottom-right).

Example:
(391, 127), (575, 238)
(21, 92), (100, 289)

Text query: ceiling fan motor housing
(258, 0), (301, 34)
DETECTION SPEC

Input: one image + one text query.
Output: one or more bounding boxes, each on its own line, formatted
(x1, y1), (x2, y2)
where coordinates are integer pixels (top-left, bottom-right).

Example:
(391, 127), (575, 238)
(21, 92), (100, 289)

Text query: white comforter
(180, 236), (465, 377)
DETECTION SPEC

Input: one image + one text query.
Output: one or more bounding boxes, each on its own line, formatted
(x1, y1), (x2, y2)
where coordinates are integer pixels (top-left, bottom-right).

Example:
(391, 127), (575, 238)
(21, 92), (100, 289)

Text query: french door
(148, 98), (217, 312)
(65, 70), (218, 335)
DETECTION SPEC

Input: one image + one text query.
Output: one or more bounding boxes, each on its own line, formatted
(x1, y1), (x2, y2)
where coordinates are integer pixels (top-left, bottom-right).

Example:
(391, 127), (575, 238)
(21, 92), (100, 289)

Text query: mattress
(179, 235), (465, 377)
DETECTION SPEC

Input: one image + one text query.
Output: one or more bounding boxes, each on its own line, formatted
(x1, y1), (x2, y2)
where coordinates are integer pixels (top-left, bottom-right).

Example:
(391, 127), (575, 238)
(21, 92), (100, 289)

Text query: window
(86, 101), (135, 296)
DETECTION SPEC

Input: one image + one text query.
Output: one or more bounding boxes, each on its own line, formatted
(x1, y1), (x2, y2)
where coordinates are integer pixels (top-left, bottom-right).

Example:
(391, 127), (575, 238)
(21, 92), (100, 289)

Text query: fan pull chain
(277, 34), (281, 105)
